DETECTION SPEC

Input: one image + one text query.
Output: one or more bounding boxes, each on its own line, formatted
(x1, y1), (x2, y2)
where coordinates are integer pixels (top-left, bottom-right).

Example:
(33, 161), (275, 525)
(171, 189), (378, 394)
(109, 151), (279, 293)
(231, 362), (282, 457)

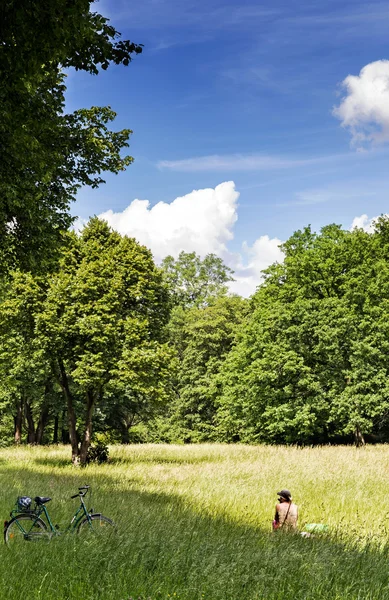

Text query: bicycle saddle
(34, 496), (52, 505)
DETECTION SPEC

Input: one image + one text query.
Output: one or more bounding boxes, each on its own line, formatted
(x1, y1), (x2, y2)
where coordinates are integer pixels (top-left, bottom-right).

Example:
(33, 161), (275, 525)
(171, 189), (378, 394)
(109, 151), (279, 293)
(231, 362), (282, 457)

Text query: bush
(86, 441), (109, 464)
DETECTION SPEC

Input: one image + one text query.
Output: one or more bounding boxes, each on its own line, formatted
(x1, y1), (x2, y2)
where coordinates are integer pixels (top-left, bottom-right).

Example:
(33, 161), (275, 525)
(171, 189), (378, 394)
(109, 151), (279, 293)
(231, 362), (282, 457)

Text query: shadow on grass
(109, 454), (221, 466)
(1, 461), (389, 600)
(34, 456), (73, 468)
(35, 448), (221, 468)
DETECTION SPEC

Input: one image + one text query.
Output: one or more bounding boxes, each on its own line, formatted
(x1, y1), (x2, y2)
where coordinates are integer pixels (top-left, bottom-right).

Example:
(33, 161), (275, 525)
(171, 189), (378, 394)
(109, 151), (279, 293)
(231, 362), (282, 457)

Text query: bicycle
(4, 485), (114, 545)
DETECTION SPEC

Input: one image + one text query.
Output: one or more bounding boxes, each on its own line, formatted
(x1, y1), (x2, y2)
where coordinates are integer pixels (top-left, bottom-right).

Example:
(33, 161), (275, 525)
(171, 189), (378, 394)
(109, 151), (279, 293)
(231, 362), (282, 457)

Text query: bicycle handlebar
(70, 485), (90, 499)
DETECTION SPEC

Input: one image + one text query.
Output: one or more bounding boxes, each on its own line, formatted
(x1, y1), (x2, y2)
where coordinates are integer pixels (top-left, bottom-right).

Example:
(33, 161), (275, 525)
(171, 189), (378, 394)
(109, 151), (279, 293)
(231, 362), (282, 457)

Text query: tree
(0, 1), (142, 272)
(38, 219), (172, 464)
(217, 221), (389, 445)
(162, 252), (234, 309)
(153, 252), (237, 442)
(171, 295), (248, 441)
(330, 217), (389, 445)
(0, 272), (54, 445)
(101, 341), (177, 443)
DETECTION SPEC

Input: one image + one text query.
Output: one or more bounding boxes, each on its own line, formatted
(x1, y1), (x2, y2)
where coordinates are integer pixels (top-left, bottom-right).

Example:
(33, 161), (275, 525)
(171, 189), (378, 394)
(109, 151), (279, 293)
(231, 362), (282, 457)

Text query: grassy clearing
(1, 444), (389, 600)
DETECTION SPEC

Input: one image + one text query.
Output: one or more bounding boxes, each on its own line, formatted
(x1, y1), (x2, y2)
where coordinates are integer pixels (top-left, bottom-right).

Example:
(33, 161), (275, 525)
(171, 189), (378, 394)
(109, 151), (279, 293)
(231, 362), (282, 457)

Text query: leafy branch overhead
(0, 0), (142, 273)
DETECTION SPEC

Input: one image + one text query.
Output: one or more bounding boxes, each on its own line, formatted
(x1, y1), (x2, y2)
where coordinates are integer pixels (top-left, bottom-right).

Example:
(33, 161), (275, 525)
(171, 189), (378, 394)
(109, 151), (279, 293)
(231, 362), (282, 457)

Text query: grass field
(1, 444), (389, 600)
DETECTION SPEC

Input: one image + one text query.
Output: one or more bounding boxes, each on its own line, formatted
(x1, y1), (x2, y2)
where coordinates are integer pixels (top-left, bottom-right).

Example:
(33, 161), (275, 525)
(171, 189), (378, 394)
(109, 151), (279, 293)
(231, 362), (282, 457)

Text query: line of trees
(3, 218), (389, 461)
(150, 219), (389, 448)
(0, 219), (173, 463)
(216, 221), (389, 447)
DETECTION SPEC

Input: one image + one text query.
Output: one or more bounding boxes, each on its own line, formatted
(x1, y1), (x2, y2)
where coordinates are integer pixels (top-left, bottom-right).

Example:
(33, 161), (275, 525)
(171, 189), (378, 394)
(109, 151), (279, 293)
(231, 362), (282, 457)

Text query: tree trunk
(61, 408), (70, 444)
(58, 359), (79, 464)
(79, 391), (95, 466)
(121, 423), (130, 444)
(354, 425), (365, 447)
(36, 404), (50, 445)
(25, 401), (36, 444)
(53, 415), (59, 444)
(36, 380), (52, 445)
(120, 414), (135, 444)
(14, 396), (24, 444)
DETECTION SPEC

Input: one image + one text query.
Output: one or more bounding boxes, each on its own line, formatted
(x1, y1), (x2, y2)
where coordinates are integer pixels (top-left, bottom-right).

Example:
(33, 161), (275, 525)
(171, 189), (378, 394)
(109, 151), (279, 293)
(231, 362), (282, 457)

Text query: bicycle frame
(36, 498), (90, 534)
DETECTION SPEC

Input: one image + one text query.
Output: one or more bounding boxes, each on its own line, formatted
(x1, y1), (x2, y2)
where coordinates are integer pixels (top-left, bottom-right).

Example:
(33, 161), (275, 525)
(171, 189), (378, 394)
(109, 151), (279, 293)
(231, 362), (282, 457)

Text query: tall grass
(1, 444), (389, 600)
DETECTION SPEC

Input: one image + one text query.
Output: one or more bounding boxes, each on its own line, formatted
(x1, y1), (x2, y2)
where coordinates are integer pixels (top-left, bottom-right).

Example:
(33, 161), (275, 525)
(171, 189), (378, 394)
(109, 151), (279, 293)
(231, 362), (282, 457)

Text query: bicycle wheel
(77, 513), (115, 537)
(4, 514), (47, 546)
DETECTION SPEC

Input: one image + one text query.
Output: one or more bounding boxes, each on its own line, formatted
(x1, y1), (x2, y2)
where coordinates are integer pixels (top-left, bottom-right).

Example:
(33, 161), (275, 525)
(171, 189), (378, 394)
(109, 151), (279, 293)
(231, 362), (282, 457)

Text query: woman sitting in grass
(273, 489), (298, 531)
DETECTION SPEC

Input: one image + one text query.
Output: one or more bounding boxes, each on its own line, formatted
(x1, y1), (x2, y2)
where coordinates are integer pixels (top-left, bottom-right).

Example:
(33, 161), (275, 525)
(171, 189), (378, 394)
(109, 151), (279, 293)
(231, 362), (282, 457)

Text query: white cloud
(96, 181), (283, 297)
(351, 213), (389, 232)
(228, 236), (284, 297)
(279, 190), (331, 207)
(333, 60), (389, 148)
(157, 152), (348, 172)
(99, 181), (239, 261)
(350, 214), (376, 232)
(72, 216), (88, 232)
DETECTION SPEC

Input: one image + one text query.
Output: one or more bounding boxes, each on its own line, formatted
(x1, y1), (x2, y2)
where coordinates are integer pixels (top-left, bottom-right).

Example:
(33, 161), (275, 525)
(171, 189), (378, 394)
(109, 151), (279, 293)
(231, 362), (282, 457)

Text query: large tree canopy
(38, 218), (172, 463)
(0, 0), (142, 272)
(217, 219), (389, 445)
(0, 219), (173, 463)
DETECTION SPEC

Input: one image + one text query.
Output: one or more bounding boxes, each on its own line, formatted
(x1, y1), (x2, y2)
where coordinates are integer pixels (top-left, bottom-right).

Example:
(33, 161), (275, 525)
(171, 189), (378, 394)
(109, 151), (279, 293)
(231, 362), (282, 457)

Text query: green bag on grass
(304, 523), (329, 533)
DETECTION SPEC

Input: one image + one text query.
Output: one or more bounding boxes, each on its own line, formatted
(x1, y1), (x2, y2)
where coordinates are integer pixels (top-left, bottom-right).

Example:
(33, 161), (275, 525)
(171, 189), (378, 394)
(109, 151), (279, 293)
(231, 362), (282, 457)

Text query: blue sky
(67, 0), (389, 295)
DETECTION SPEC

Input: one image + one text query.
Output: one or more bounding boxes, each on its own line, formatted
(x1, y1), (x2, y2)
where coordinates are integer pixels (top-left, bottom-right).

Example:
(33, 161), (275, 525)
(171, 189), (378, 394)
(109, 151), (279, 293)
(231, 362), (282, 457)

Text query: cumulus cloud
(333, 60), (389, 148)
(350, 214), (376, 232)
(228, 236), (284, 297)
(99, 181), (238, 261)
(351, 213), (389, 232)
(96, 181), (283, 297)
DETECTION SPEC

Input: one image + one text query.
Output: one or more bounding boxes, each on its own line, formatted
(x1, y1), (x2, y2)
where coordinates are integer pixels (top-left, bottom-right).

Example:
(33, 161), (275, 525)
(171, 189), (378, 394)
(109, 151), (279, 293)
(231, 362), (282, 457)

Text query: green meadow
(1, 444), (389, 600)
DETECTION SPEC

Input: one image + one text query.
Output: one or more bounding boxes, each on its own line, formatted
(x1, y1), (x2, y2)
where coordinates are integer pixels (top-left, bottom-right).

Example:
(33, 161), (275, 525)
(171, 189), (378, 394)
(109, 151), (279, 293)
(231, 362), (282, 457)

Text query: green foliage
(5, 209), (389, 449)
(86, 441), (109, 464)
(170, 296), (249, 441)
(162, 251), (234, 308)
(0, 220), (173, 461)
(0, 271), (55, 444)
(217, 218), (389, 444)
(154, 252), (240, 442)
(37, 218), (173, 461)
(0, 1), (142, 272)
